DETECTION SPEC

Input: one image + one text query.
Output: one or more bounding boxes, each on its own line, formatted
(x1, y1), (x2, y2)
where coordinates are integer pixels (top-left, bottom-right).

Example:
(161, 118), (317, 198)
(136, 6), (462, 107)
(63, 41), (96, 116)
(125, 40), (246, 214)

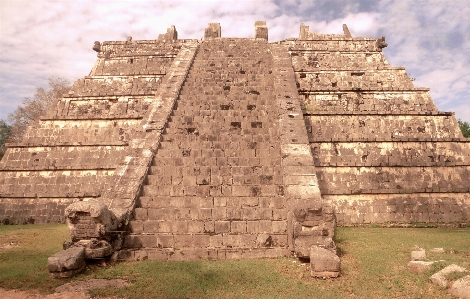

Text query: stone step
(141, 184), (281, 198)
(166, 115), (275, 125)
(159, 131), (275, 143)
(145, 165), (281, 181)
(150, 147), (281, 160)
(145, 172), (282, 187)
(131, 207), (286, 223)
(123, 231), (288, 251)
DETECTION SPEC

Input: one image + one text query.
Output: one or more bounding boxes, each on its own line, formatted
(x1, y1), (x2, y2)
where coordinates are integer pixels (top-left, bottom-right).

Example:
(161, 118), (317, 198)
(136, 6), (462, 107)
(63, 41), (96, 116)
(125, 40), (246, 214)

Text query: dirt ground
(0, 279), (130, 299)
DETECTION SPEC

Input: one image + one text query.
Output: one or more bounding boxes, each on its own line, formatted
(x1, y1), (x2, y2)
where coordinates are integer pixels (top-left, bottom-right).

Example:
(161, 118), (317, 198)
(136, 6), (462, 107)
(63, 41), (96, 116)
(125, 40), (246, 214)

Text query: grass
(1, 225), (469, 298)
(444, 270), (469, 282)
(0, 224), (70, 292)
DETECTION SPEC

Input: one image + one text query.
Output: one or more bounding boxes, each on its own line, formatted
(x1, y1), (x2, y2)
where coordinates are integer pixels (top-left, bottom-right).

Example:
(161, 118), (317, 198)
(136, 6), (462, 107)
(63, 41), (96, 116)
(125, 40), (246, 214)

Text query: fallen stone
(407, 260), (437, 273)
(294, 235), (336, 258)
(430, 264), (467, 288)
(411, 247), (426, 261)
(48, 246), (86, 278)
(310, 245), (340, 278)
(449, 275), (470, 299)
(430, 248), (445, 254)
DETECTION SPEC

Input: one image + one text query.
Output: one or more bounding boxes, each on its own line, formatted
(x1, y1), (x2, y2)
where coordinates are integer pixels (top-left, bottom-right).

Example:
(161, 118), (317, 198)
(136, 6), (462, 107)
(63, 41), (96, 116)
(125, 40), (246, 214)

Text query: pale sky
(0, 0), (469, 122)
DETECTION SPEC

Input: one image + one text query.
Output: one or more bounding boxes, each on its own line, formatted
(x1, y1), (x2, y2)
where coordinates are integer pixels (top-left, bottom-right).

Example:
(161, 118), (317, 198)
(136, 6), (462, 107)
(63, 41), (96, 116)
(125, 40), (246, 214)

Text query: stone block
(407, 261), (438, 273)
(174, 235), (193, 249)
(231, 221), (247, 233)
(272, 221), (287, 233)
(294, 235), (335, 258)
(143, 220), (160, 233)
(215, 221), (230, 233)
(48, 246), (86, 278)
(310, 246), (340, 278)
(449, 275), (470, 299)
(430, 264), (467, 288)
(210, 235), (224, 248)
(158, 235), (174, 248)
(285, 185), (321, 199)
(140, 235), (159, 248)
(188, 221), (204, 233)
(258, 220), (272, 233)
(411, 248), (426, 261)
(124, 235), (143, 248)
(147, 249), (169, 261)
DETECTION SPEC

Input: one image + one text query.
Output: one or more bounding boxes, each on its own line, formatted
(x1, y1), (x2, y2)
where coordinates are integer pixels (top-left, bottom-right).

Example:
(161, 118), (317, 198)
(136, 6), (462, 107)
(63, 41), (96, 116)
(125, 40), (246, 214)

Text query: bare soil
(0, 279), (130, 299)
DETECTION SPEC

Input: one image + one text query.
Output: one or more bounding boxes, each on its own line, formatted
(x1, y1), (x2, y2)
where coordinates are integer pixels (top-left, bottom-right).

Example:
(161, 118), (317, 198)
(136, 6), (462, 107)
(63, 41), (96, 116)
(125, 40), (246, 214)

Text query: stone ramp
(123, 38), (290, 260)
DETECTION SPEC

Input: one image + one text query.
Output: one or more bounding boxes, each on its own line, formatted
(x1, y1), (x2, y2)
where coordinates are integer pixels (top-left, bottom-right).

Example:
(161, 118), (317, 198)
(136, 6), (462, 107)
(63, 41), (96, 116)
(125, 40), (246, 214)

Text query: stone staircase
(123, 38), (290, 260)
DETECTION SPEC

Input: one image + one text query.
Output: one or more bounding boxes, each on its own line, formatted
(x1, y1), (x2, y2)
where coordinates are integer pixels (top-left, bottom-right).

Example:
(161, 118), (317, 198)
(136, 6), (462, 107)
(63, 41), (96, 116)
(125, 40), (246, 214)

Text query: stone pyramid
(0, 23), (469, 264)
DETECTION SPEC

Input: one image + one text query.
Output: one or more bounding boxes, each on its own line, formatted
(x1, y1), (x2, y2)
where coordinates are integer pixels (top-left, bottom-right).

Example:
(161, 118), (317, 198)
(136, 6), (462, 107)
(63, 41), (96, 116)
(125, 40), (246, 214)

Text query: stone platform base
(113, 247), (291, 262)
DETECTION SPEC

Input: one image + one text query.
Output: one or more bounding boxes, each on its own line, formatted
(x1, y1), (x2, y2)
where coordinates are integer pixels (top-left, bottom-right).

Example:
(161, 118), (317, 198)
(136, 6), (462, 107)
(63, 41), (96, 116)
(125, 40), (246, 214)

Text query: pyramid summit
(0, 22), (469, 268)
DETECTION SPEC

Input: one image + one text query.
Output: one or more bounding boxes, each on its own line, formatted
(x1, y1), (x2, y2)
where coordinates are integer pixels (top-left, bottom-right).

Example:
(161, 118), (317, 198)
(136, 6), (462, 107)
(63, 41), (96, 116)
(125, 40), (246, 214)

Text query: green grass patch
(1, 225), (469, 298)
(0, 224), (71, 293)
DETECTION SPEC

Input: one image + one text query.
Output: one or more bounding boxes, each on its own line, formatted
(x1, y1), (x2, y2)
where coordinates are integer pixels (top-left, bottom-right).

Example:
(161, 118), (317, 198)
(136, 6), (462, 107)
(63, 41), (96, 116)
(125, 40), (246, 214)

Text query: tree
(7, 77), (71, 143)
(458, 119), (470, 138)
(0, 120), (12, 160)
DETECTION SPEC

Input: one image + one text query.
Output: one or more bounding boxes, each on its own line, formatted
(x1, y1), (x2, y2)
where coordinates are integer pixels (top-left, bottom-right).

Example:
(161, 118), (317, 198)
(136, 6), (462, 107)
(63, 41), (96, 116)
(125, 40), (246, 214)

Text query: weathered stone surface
(295, 236), (335, 258)
(430, 264), (467, 288)
(76, 239), (114, 259)
(411, 248), (426, 261)
(449, 275), (470, 299)
(124, 38), (291, 259)
(65, 200), (118, 242)
(48, 246), (85, 276)
(407, 261), (437, 273)
(204, 23), (221, 38)
(310, 245), (340, 278)
(430, 248), (445, 254)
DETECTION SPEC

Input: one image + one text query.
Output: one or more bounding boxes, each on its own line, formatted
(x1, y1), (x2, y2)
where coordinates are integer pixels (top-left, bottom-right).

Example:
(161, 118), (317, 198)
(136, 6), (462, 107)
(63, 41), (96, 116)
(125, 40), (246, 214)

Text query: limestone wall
(325, 193), (470, 225)
(93, 57), (172, 76)
(0, 197), (80, 224)
(0, 170), (112, 197)
(67, 76), (162, 97)
(20, 119), (139, 145)
(52, 97), (151, 119)
(296, 69), (414, 91)
(286, 39), (381, 52)
(310, 142), (470, 167)
(0, 146), (125, 170)
(291, 52), (389, 71)
(317, 166), (470, 194)
(99, 40), (181, 58)
(302, 91), (438, 114)
(305, 115), (462, 141)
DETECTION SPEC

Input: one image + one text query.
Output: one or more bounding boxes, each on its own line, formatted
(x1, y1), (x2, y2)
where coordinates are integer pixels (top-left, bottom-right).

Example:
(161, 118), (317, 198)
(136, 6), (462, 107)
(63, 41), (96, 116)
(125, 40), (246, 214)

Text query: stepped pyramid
(0, 23), (469, 264)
